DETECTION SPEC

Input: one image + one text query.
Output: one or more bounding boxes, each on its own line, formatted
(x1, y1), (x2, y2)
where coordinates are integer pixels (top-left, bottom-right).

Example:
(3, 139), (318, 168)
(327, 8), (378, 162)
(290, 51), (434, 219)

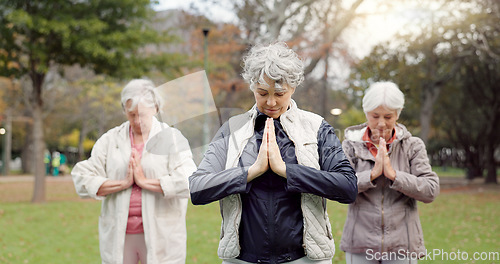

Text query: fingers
(125, 160), (134, 187)
(265, 118), (287, 177)
(131, 148), (141, 163)
(128, 160), (134, 175)
(261, 118), (269, 150)
(266, 118), (279, 157)
(379, 137), (386, 149)
(267, 118), (276, 144)
(131, 148), (136, 158)
(248, 118), (275, 181)
(378, 137), (389, 156)
(258, 119), (269, 161)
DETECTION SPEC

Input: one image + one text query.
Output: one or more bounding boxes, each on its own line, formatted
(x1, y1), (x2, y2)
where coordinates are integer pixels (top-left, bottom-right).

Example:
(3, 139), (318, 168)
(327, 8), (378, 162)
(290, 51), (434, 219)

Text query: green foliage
(337, 107), (366, 135)
(349, 0), (500, 178)
(58, 129), (96, 153)
(0, 0), (178, 79)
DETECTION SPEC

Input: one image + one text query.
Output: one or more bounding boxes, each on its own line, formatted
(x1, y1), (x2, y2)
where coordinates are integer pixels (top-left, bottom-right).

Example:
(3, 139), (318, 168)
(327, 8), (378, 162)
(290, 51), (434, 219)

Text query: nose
(267, 96), (276, 107)
(378, 118), (385, 128)
(133, 116), (140, 125)
(132, 117), (142, 128)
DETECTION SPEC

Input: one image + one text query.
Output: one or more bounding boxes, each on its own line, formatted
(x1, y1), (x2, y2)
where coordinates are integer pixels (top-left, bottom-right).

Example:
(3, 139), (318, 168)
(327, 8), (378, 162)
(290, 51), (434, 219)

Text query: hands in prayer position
(370, 137), (396, 181)
(247, 118), (286, 182)
(97, 148), (162, 196)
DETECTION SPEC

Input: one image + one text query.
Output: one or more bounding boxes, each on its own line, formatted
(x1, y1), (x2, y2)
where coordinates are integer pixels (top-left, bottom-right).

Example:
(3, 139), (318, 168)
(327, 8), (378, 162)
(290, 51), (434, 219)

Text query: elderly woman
(340, 81), (440, 264)
(189, 42), (358, 264)
(71, 79), (197, 264)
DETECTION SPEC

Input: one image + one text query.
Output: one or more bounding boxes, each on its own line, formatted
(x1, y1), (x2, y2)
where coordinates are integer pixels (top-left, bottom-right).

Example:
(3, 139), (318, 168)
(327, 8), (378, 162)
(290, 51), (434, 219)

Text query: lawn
(0, 179), (498, 264)
(432, 166), (467, 178)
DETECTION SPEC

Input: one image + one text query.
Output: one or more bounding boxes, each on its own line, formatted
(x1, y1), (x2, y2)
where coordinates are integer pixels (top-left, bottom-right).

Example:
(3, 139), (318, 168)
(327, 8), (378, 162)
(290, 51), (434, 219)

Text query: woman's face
(253, 76), (295, 119)
(125, 100), (156, 136)
(365, 105), (399, 144)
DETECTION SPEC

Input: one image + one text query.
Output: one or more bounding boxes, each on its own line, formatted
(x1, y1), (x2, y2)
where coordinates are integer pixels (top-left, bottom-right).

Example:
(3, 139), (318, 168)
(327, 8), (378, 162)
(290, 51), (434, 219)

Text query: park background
(0, 0), (499, 263)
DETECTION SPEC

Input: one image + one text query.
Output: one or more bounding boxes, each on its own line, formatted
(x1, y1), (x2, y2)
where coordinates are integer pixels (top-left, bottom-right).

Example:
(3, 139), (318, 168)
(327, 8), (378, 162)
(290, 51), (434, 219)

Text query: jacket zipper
(269, 177), (276, 263)
(381, 182), (385, 252)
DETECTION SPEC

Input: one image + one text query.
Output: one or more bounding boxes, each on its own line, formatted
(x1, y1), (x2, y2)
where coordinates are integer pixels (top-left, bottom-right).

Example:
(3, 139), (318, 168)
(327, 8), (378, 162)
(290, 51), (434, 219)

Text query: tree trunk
(31, 101), (46, 203)
(419, 95), (434, 146)
(420, 54), (442, 145)
(21, 123), (34, 174)
(30, 71), (46, 203)
(321, 52), (329, 118)
(484, 144), (498, 184)
(465, 148), (482, 180)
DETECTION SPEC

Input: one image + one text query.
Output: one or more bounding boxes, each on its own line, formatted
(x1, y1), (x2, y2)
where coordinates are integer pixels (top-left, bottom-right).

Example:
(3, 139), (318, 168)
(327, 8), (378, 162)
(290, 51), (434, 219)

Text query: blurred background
(0, 0), (498, 204)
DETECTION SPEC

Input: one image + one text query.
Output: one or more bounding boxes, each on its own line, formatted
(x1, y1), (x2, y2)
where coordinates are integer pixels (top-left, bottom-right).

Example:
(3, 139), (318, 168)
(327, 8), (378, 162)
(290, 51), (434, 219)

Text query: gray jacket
(339, 123), (439, 257)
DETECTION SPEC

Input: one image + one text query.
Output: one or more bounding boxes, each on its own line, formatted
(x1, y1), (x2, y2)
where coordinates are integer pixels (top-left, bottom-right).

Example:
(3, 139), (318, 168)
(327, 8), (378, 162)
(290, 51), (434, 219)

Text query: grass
(0, 201), (100, 264)
(0, 180), (499, 264)
(432, 166), (500, 179)
(432, 166), (467, 178)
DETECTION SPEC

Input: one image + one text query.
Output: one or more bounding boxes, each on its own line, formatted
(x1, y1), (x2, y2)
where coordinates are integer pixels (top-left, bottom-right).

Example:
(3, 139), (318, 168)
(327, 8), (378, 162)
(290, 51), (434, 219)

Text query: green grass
(419, 191), (500, 263)
(0, 201), (101, 264)
(1, 191), (499, 264)
(432, 166), (467, 178)
(432, 166), (500, 179)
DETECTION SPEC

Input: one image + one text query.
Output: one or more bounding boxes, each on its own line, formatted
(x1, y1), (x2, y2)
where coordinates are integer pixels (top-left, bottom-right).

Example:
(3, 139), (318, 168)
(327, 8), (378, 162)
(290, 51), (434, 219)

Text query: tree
(350, 0), (499, 183)
(0, 77), (18, 175)
(195, 0), (374, 116)
(434, 0), (500, 183)
(0, 0), (176, 203)
(43, 71), (124, 161)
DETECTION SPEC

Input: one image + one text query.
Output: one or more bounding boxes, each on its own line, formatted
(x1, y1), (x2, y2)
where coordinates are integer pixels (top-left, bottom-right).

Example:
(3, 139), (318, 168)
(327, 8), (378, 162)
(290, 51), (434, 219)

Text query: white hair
(362, 81), (405, 117)
(121, 79), (162, 112)
(241, 42), (304, 91)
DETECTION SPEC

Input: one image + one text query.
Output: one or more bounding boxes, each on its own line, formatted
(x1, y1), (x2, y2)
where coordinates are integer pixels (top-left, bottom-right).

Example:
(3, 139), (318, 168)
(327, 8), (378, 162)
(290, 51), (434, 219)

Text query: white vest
(218, 100), (335, 260)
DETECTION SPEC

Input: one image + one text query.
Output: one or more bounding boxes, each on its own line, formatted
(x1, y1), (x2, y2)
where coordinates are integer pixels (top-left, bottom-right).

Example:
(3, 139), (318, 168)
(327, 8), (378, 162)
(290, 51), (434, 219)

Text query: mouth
(265, 108), (280, 113)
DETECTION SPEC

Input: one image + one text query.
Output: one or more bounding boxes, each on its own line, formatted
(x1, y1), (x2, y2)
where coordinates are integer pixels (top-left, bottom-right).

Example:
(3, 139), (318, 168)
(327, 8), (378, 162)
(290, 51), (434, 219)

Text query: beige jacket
(218, 101), (336, 260)
(72, 117), (196, 264)
(340, 123), (439, 257)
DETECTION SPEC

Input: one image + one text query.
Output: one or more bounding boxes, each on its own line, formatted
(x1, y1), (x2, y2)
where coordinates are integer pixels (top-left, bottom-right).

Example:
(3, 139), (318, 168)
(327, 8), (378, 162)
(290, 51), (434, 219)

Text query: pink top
(126, 127), (144, 234)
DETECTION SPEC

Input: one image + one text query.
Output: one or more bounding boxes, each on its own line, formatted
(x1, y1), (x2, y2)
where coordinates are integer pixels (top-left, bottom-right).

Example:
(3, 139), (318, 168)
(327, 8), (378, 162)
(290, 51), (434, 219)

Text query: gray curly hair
(241, 42), (304, 91)
(121, 79), (163, 113)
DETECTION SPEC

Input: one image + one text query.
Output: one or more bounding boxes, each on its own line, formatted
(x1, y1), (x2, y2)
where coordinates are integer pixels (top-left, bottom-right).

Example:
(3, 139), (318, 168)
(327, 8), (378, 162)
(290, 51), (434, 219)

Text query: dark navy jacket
(190, 112), (357, 263)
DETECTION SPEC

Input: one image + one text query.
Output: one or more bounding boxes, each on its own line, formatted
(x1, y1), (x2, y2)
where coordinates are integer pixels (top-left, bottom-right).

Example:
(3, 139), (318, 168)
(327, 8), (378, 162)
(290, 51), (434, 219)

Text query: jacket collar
(344, 122), (410, 143)
(344, 122), (411, 160)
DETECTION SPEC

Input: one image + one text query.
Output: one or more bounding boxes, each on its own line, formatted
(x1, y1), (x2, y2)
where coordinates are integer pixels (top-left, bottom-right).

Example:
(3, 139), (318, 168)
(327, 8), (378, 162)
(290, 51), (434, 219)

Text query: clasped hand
(124, 148), (147, 188)
(247, 118), (286, 182)
(370, 137), (396, 181)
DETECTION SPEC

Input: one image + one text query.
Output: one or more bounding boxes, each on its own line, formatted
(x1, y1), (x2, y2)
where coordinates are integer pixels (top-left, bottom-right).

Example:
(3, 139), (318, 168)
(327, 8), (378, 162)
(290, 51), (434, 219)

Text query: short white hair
(241, 42), (304, 91)
(362, 81), (405, 117)
(121, 79), (162, 112)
